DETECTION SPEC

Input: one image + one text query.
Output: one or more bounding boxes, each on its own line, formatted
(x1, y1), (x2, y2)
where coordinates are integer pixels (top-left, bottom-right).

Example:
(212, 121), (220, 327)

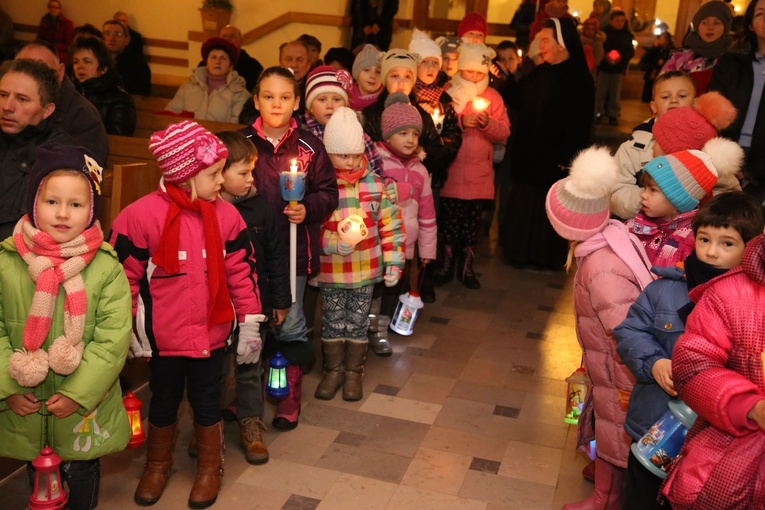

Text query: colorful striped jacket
(315, 162), (406, 288)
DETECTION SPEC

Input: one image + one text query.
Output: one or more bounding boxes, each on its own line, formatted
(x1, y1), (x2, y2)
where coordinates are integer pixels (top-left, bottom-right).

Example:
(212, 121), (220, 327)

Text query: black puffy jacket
(74, 69), (136, 136)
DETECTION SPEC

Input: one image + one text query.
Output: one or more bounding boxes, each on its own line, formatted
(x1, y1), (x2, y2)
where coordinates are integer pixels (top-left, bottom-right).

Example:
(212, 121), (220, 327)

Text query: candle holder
(337, 214), (368, 246)
(279, 171), (307, 203)
(472, 97), (491, 113)
(431, 108), (445, 135)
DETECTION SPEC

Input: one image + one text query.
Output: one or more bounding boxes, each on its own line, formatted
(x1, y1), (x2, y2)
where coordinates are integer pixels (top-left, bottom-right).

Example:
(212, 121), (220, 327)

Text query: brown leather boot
(314, 338), (345, 400)
(188, 421), (224, 509)
(239, 417), (269, 465)
(134, 422), (177, 506)
(343, 339), (368, 401)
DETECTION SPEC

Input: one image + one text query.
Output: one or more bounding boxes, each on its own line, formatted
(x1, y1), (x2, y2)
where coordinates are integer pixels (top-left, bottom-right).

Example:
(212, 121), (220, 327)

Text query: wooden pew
(132, 95), (171, 112)
(133, 110), (245, 138)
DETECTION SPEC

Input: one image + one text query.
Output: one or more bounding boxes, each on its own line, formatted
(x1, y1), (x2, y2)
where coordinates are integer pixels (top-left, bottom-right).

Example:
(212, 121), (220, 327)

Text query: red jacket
(240, 118), (338, 276)
(663, 235), (765, 509)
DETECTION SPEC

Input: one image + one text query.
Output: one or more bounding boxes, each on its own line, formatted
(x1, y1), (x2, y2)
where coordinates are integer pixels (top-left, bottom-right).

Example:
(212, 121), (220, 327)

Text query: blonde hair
(178, 178), (198, 201)
(565, 240), (581, 273)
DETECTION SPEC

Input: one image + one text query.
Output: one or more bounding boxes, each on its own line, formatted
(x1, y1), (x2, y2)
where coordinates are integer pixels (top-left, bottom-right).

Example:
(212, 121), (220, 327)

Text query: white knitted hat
(409, 28), (442, 67)
(458, 42), (495, 73)
(324, 107), (365, 155)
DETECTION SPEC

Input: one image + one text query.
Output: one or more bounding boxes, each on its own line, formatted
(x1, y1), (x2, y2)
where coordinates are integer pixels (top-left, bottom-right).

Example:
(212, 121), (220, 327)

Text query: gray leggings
(320, 285), (374, 340)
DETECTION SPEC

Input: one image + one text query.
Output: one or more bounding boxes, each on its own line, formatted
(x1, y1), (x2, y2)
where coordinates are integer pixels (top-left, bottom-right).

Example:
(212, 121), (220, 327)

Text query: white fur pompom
(566, 146), (619, 199)
(48, 336), (84, 375)
(702, 137), (744, 181)
(8, 349), (49, 387)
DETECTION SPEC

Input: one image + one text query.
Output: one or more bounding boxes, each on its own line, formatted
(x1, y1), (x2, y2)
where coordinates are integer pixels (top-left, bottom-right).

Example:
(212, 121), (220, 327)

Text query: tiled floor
(0, 100), (653, 509)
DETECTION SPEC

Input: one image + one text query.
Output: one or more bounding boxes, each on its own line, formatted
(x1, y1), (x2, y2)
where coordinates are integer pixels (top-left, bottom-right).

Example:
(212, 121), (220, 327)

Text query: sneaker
(371, 337), (392, 356)
(240, 417), (269, 465)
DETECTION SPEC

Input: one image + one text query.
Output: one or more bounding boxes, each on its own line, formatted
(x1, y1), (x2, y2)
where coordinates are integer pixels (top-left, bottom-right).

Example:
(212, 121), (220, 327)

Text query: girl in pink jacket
(546, 147), (655, 510)
(435, 42), (510, 289)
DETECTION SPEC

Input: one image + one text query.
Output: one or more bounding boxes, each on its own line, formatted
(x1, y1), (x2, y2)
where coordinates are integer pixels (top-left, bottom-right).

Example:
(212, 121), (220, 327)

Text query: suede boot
(432, 244), (456, 286)
(562, 457), (625, 510)
(314, 338), (345, 400)
(134, 422), (177, 506)
(457, 246), (480, 289)
(272, 364), (302, 430)
(343, 339), (368, 401)
(239, 417), (269, 465)
(188, 421), (224, 509)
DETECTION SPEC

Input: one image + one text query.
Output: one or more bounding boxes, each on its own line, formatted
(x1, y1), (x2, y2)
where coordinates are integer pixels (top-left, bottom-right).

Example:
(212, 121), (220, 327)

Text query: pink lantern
(29, 446), (67, 510)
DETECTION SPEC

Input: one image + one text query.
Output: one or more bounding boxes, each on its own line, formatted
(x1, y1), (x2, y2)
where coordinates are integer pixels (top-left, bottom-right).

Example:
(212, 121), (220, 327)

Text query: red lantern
(29, 446), (67, 510)
(123, 392), (145, 448)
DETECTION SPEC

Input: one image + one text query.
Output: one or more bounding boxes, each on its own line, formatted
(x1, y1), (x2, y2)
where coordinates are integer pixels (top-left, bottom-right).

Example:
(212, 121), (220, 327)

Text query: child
(435, 42), (510, 289)
(638, 31), (674, 103)
(314, 107), (405, 400)
(435, 35), (461, 85)
(546, 147), (655, 510)
(627, 142), (739, 267)
(239, 67), (338, 430)
(579, 17), (605, 76)
(458, 12), (489, 44)
(610, 71), (697, 220)
(349, 44), (383, 111)
(595, 9), (635, 126)
(110, 121), (263, 508)
(375, 93), (437, 312)
(0, 145), (131, 510)
(614, 191), (764, 510)
(304, 65), (383, 175)
(660, 230), (765, 508)
(215, 131), (290, 465)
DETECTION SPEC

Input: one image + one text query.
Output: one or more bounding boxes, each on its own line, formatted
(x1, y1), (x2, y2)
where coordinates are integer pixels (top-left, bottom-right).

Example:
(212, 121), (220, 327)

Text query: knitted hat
(324, 106), (365, 155)
(305, 65), (353, 111)
(201, 37), (240, 66)
(352, 44), (382, 80)
(380, 48), (420, 85)
(653, 91), (737, 154)
(436, 35), (461, 56)
(382, 92), (422, 140)
(149, 121), (228, 184)
(643, 150), (719, 213)
(545, 146), (618, 241)
(28, 145), (103, 228)
(693, 0), (732, 33)
(409, 28), (442, 67)
(458, 12), (488, 39)
(458, 42), (495, 73)
(582, 17), (600, 31)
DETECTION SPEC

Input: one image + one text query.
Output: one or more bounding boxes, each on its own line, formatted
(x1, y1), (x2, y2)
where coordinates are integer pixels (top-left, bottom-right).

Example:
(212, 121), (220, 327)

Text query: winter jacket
(376, 142), (437, 260)
(166, 67), (249, 123)
(440, 86), (510, 201)
(614, 265), (690, 441)
(305, 116), (384, 176)
(361, 89), (461, 188)
(572, 225), (652, 468)
(114, 47), (151, 96)
(599, 24), (636, 74)
(0, 120), (76, 240)
(240, 118), (339, 277)
(109, 182), (262, 358)
(610, 119), (655, 220)
(37, 13), (73, 62)
(0, 238), (132, 461)
(662, 235), (765, 510)
(232, 192), (291, 316)
(316, 162), (405, 287)
(52, 76), (109, 164)
(74, 69), (136, 136)
(411, 86), (462, 188)
(627, 210), (697, 268)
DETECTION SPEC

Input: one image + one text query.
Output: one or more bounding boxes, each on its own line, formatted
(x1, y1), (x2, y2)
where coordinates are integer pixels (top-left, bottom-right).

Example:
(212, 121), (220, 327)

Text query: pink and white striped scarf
(8, 215), (103, 387)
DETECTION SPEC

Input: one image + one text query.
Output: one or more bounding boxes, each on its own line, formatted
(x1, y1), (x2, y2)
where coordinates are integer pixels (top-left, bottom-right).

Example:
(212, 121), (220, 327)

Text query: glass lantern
(123, 391), (146, 448)
(564, 367), (589, 425)
(266, 352), (289, 398)
(29, 446), (67, 510)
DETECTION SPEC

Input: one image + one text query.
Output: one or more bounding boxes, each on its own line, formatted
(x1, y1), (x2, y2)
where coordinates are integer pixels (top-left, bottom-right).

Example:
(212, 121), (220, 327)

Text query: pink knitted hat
(381, 92), (422, 140)
(546, 146), (619, 241)
(458, 12), (488, 38)
(148, 121), (228, 184)
(653, 91), (737, 154)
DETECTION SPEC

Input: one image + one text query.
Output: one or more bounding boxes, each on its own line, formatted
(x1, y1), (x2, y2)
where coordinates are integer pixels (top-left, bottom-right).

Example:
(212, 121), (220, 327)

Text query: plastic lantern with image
(266, 352), (290, 398)
(29, 446), (67, 510)
(632, 400), (697, 479)
(123, 391), (146, 449)
(472, 97), (490, 112)
(337, 214), (368, 246)
(390, 292), (424, 336)
(564, 367), (589, 425)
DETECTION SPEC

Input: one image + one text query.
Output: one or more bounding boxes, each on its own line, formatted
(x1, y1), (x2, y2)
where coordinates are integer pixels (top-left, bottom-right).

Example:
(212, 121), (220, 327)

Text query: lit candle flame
(472, 97), (490, 112)
(290, 159), (298, 174)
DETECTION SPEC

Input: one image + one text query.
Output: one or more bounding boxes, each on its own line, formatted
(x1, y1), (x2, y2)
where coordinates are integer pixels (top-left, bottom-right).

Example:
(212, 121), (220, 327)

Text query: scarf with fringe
(445, 74), (489, 114)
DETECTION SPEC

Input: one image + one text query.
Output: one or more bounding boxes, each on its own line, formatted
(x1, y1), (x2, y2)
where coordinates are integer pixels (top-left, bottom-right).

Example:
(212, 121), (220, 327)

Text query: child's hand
(7, 394), (41, 416)
(273, 308), (288, 326)
(420, 258), (431, 265)
(651, 358), (677, 396)
(477, 111), (489, 128)
(283, 204), (306, 224)
(46, 393), (79, 419)
(462, 114), (479, 128)
(747, 400), (765, 430)
(337, 241), (355, 256)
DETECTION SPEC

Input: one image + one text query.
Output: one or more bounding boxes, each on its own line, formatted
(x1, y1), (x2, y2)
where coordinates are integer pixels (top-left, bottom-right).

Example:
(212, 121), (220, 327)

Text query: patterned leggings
(320, 285), (375, 341)
(440, 198), (484, 246)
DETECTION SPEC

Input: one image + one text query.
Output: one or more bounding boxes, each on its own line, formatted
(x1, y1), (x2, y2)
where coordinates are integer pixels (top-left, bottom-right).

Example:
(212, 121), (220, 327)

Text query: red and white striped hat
(305, 65), (353, 112)
(148, 120), (228, 184)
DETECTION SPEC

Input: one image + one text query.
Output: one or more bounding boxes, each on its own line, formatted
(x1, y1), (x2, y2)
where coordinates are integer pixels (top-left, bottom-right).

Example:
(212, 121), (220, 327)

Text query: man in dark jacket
(0, 59), (76, 239)
(114, 11), (144, 59)
(219, 25), (263, 92)
(16, 40), (109, 164)
(595, 10), (634, 125)
(103, 19), (151, 95)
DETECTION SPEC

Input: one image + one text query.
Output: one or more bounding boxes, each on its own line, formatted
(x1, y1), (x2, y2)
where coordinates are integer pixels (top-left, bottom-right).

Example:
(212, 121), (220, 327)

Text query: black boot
(457, 246), (480, 289)
(419, 263), (436, 303)
(432, 244), (456, 286)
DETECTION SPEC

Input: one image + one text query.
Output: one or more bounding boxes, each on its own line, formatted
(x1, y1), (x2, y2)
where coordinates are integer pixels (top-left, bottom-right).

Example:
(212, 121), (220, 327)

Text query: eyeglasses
(103, 31), (125, 37)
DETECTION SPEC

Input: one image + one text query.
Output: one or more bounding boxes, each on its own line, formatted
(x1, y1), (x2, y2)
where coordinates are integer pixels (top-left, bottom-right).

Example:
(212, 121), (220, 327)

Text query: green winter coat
(0, 237), (132, 461)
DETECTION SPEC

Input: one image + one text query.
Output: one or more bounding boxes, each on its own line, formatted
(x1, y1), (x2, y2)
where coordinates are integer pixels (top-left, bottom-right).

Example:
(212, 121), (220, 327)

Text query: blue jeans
(279, 275), (308, 343)
(27, 459), (100, 510)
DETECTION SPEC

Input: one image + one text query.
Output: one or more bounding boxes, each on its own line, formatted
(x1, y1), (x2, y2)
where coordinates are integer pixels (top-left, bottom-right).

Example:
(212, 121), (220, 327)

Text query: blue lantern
(266, 352), (289, 398)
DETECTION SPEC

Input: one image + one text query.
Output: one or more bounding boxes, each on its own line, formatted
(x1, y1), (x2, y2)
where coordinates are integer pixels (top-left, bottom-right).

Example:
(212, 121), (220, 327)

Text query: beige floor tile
(459, 470), (555, 509)
(518, 390), (568, 427)
(400, 447), (473, 496)
(213, 483), (292, 509)
(266, 423), (338, 466)
(317, 473), (397, 509)
(235, 458), (340, 499)
(497, 440), (563, 487)
(314, 442), (412, 484)
(393, 353), (468, 379)
(397, 373), (457, 404)
(359, 393), (442, 424)
(449, 380), (526, 409)
(484, 415), (568, 450)
(459, 358), (512, 388)
(386, 485), (488, 510)
(434, 397), (496, 434)
(420, 425), (509, 462)
(359, 416), (430, 458)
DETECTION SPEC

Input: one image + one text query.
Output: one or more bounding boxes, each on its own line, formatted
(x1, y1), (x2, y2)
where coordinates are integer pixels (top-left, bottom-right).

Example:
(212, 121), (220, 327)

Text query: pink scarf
(8, 215), (103, 387)
(348, 83), (382, 111)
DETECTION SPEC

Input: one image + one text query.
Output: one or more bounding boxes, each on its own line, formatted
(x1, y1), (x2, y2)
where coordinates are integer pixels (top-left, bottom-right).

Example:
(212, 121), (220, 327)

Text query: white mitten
(337, 241), (355, 256)
(383, 273), (399, 287)
(236, 314), (267, 364)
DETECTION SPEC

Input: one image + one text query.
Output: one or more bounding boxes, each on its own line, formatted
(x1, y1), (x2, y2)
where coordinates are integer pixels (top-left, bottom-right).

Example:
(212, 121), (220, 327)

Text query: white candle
(289, 158), (298, 303)
(289, 159), (298, 174)
(472, 97), (490, 112)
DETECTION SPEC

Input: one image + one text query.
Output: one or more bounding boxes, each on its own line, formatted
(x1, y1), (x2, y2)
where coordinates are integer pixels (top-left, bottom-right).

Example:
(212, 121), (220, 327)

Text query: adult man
(16, 40), (108, 164)
(297, 33), (323, 71)
(0, 59), (75, 239)
(103, 19), (151, 95)
(114, 11), (144, 59)
(219, 25), (262, 92)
